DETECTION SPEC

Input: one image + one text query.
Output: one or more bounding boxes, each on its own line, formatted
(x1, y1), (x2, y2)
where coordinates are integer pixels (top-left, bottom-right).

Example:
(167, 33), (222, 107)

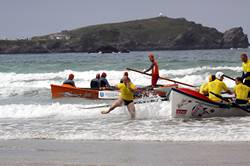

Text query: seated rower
(62, 74), (76, 87)
(199, 75), (216, 95)
(203, 72), (232, 102)
(100, 72), (110, 89)
(234, 77), (250, 104)
(90, 73), (100, 89)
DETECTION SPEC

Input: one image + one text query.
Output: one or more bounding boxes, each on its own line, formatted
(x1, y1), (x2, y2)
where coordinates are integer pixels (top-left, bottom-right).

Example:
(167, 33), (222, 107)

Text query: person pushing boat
(101, 75), (136, 119)
(143, 53), (159, 87)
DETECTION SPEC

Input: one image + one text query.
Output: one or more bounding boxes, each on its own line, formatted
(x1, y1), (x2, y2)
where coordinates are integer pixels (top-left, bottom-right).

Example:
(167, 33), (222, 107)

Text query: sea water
(0, 49), (250, 141)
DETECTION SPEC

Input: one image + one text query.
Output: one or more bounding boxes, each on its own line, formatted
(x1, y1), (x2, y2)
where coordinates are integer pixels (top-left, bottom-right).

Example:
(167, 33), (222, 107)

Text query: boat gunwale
(172, 88), (250, 109)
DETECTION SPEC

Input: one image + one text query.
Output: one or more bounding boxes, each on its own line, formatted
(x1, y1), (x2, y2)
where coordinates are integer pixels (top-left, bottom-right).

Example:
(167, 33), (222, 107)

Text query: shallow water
(0, 49), (250, 141)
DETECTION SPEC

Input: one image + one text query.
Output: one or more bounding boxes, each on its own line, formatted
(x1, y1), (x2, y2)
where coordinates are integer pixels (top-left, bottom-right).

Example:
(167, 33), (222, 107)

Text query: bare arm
(144, 63), (154, 73)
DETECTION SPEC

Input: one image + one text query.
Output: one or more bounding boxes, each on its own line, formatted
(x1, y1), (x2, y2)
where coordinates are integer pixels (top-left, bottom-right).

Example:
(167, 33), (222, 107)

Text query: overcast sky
(0, 0), (249, 39)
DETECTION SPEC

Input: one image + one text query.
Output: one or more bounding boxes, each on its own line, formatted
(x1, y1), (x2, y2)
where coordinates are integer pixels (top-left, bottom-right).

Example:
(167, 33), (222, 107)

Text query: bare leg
(127, 102), (136, 119)
(101, 98), (123, 114)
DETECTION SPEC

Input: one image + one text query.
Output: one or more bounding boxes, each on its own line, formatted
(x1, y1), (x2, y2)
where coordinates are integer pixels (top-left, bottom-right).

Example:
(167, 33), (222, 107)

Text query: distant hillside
(0, 17), (249, 53)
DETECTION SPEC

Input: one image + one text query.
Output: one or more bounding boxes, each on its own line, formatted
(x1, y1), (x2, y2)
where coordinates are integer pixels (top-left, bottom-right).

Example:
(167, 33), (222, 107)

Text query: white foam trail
(0, 101), (170, 119)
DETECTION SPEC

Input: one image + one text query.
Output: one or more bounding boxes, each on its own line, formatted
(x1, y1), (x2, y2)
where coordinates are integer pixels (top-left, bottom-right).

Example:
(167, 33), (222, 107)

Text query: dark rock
(0, 17), (249, 54)
(222, 27), (249, 48)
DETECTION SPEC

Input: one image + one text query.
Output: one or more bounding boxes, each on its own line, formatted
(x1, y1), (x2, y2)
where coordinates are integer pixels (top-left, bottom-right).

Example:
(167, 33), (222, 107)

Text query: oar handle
(223, 75), (235, 81)
(126, 68), (196, 88)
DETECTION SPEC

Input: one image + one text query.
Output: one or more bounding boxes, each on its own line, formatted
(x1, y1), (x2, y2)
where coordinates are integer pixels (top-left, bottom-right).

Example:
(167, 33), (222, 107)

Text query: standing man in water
(240, 53), (250, 87)
(143, 53), (159, 87)
(101, 75), (136, 119)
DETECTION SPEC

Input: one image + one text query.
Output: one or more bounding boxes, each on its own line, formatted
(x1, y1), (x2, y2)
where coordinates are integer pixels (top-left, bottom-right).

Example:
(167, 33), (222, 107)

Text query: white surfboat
(170, 88), (250, 118)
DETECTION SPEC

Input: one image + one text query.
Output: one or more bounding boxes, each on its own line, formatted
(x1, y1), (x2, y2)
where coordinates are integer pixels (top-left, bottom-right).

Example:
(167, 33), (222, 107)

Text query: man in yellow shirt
(241, 53), (250, 87)
(199, 75), (215, 95)
(203, 72), (232, 102)
(234, 77), (250, 104)
(101, 75), (137, 119)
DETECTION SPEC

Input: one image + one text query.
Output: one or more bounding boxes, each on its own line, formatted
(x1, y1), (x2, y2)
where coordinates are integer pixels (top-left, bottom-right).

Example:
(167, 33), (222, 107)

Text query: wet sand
(0, 140), (249, 166)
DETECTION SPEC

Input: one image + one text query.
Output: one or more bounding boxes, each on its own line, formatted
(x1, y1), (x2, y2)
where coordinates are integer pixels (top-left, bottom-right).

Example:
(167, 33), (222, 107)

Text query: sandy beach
(0, 140), (249, 166)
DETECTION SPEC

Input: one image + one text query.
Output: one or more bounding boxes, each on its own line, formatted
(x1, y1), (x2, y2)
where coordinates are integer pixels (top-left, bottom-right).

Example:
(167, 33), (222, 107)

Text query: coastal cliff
(0, 17), (249, 53)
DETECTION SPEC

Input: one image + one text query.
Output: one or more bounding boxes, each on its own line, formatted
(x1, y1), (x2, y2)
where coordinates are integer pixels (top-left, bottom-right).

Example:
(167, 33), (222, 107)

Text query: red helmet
(96, 73), (100, 79)
(101, 72), (107, 77)
(148, 53), (154, 58)
(124, 72), (128, 76)
(68, 74), (74, 80)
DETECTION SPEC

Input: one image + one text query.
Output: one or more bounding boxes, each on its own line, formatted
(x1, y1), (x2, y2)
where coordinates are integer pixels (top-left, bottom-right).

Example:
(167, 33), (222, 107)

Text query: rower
(62, 74), (76, 87)
(143, 53), (159, 87)
(100, 72), (110, 89)
(203, 72), (232, 102)
(199, 75), (215, 95)
(90, 73), (100, 89)
(234, 77), (250, 104)
(240, 53), (250, 87)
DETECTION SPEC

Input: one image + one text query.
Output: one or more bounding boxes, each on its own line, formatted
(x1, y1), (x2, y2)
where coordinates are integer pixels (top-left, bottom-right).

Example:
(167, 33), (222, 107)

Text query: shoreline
(0, 139), (249, 166)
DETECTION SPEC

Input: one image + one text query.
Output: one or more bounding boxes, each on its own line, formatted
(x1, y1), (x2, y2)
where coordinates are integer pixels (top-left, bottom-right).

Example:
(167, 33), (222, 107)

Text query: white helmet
(215, 72), (224, 79)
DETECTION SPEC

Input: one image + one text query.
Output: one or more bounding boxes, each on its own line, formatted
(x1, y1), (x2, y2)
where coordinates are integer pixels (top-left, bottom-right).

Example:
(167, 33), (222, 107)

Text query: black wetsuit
(100, 77), (110, 88)
(90, 78), (100, 89)
(63, 80), (75, 87)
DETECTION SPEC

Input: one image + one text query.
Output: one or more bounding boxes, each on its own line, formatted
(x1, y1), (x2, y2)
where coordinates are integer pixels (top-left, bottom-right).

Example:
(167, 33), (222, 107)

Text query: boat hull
(50, 84), (119, 99)
(50, 83), (178, 100)
(170, 88), (250, 118)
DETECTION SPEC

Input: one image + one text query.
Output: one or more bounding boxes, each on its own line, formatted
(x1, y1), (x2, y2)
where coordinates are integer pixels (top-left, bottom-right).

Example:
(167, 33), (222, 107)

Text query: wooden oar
(126, 68), (197, 88)
(210, 92), (250, 113)
(223, 75), (235, 81)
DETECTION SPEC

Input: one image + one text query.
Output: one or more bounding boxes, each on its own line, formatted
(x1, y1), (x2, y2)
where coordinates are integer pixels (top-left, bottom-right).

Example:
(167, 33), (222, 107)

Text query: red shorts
(152, 74), (159, 87)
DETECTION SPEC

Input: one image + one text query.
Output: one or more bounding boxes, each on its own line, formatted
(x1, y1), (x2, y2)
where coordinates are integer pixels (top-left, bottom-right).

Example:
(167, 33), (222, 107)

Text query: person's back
(241, 53), (250, 87)
(100, 77), (109, 87)
(234, 77), (250, 104)
(199, 82), (208, 94)
(204, 72), (230, 102)
(90, 73), (100, 89)
(99, 72), (110, 88)
(63, 74), (75, 87)
(199, 75), (216, 95)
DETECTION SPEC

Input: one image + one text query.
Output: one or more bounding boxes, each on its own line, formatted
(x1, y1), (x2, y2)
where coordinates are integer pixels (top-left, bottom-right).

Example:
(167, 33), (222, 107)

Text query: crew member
(120, 72), (129, 83)
(101, 75), (137, 119)
(203, 72), (232, 102)
(90, 73), (100, 89)
(144, 53), (159, 87)
(241, 53), (250, 87)
(234, 77), (250, 104)
(100, 72), (110, 89)
(199, 75), (215, 95)
(62, 74), (76, 87)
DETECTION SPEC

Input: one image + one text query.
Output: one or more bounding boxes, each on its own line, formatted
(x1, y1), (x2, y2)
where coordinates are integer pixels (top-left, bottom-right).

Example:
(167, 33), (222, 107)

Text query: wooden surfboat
(170, 88), (250, 118)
